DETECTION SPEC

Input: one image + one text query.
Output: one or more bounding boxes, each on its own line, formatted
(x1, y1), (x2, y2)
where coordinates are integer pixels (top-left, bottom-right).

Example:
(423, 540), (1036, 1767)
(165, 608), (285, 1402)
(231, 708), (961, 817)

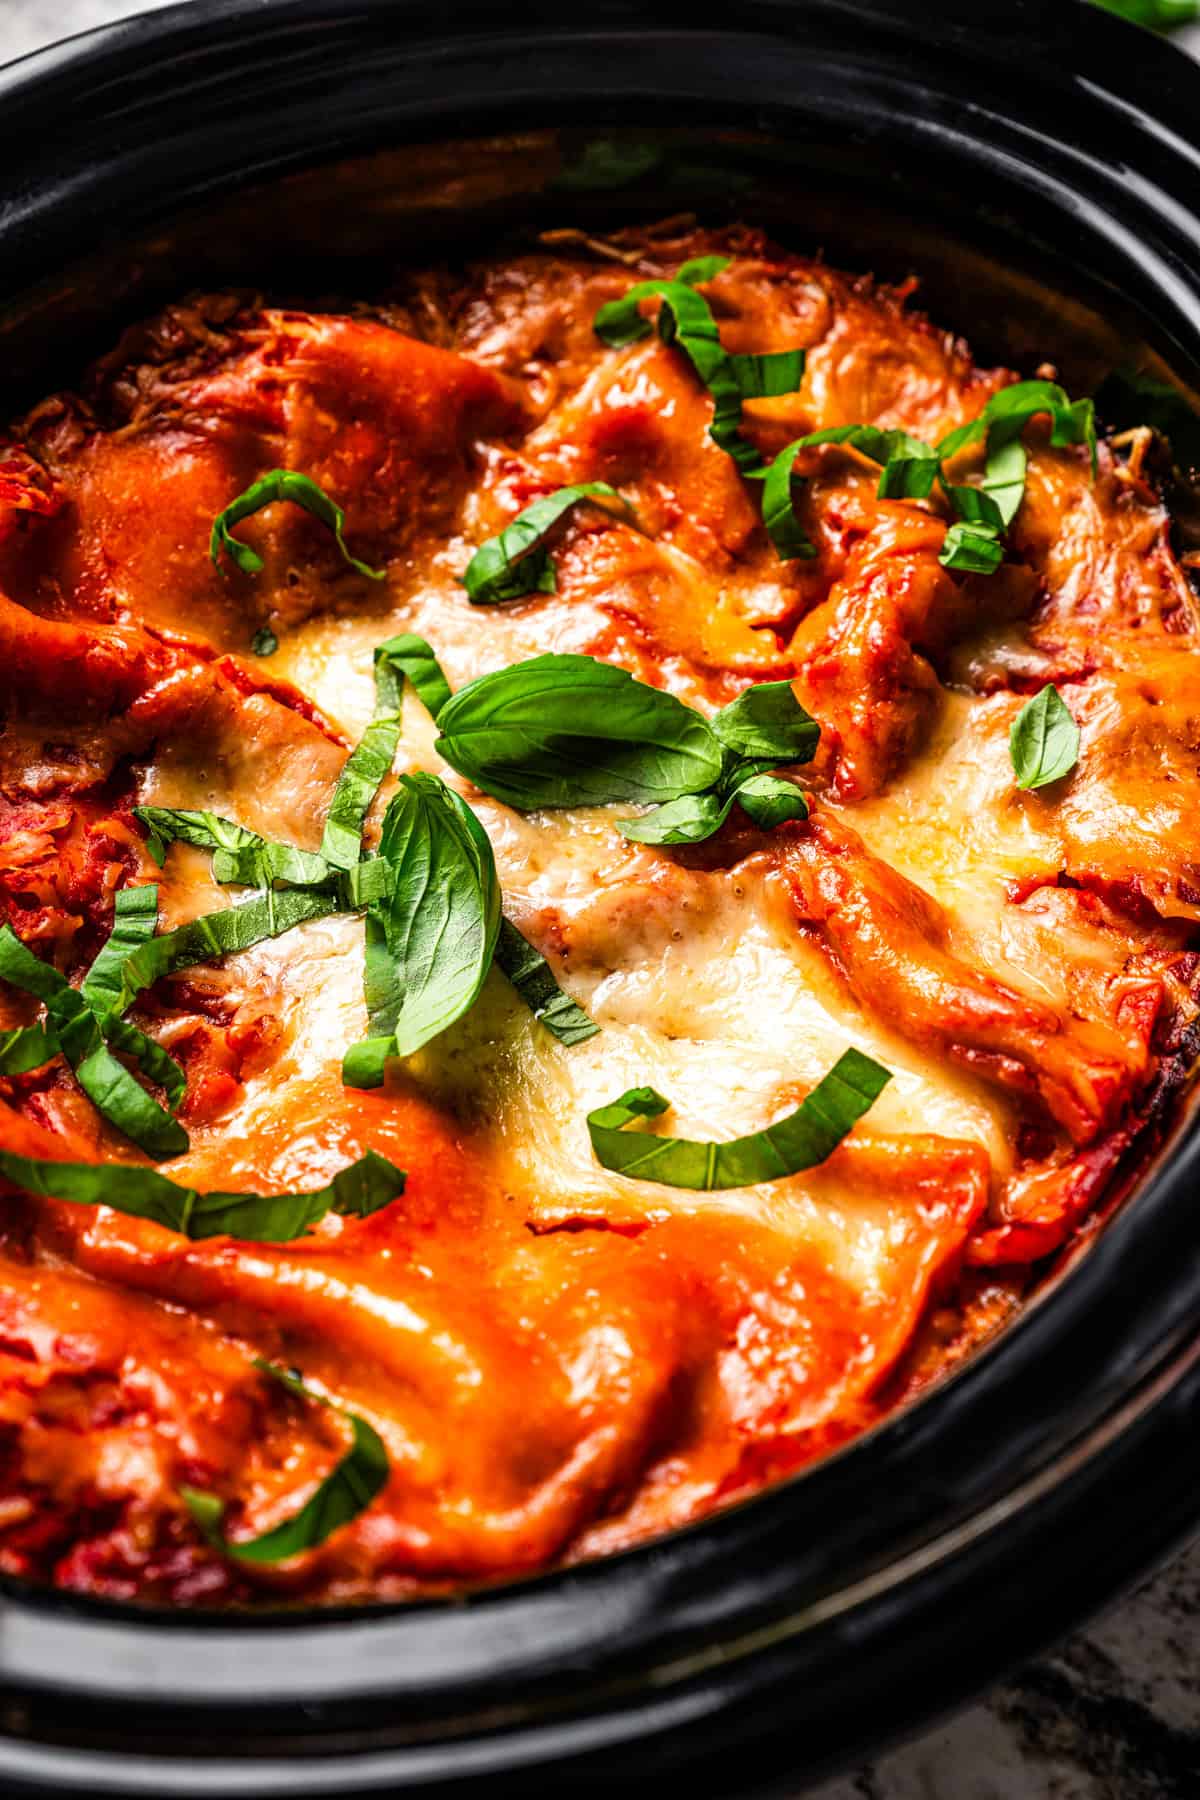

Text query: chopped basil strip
(758, 382), (1096, 572)
(0, 1023), (59, 1075)
(81, 885), (162, 1020)
(342, 773), (502, 1088)
(319, 633), (453, 872)
(373, 632), (453, 725)
(463, 483), (629, 605)
(181, 1362), (389, 1563)
(0, 925), (187, 1159)
(0, 1146), (403, 1242)
(137, 808), (332, 891)
(320, 634), (454, 873)
(435, 653), (724, 810)
(594, 264), (803, 473)
(250, 627), (279, 657)
(937, 378), (1097, 476)
(494, 916), (598, 1045)
(939, 521), (1006, 575)
(210, 470), (385, 581)
(81, 887), (188, 1114)
(1009, 684), (1081, 790)
(106, 890), (339, 1021)
(587, 1047), (891, 1189)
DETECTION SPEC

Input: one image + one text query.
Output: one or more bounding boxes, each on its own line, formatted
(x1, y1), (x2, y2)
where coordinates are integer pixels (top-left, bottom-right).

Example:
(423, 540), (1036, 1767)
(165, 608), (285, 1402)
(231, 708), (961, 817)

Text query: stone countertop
(3, 1), (1199, 1794)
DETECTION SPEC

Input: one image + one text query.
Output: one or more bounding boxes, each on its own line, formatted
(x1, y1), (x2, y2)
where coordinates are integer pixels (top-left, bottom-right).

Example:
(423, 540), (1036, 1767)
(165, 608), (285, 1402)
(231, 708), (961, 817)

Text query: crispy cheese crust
(0, 224), (1196, 1605)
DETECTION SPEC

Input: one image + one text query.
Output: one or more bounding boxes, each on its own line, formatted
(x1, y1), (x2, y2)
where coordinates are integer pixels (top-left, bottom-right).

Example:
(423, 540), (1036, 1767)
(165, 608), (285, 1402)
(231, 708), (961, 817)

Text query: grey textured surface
(2, 1), (1199, 1794)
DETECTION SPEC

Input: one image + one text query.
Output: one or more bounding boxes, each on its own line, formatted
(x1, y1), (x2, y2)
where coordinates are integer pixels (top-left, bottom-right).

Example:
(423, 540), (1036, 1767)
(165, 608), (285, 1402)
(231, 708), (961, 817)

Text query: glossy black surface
(2, 3), (1200, 1794)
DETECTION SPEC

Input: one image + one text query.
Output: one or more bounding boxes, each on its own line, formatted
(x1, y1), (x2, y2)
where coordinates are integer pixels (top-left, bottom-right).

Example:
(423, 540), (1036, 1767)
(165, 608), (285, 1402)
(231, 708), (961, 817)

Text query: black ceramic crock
(2, 2), (1200, 1794)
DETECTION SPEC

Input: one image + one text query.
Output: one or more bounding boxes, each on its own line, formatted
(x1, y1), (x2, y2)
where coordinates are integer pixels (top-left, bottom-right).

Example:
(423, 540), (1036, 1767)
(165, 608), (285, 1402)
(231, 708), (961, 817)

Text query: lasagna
(0, 222), (1195, 1605)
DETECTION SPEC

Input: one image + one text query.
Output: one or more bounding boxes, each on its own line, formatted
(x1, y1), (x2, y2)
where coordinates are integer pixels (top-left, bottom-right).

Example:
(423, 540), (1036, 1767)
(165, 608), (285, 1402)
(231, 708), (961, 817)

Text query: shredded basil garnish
(493, 917), (598, 1046)
(587, 1047), (891, 1189)
(0, 1145), (404, 1241)
(0, 920), (187, 1160)
(1009, 684), (1081, 790)
(756, 381), (1097, 572)
(463, 483), (630, 605)
(181, 1361), (389, 1563)
(211, 470), (386, 581)
(319, 633), (452, 872)
(594, 260), (804, 473)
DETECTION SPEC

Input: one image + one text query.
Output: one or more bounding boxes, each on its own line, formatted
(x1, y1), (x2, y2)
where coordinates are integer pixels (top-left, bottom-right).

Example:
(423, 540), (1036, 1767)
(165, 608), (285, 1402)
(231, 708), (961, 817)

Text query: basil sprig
(594, 257), (805, 474)
(342, 773), (502, 1088)
(0, 1145), (403, 1242)
(1009, 684), (1080, 790)
(211, 470), (386, 582)
(463, 483), (630, 605)
(0, 916), (187, 1160)
(587, 1047), (891, 1189)
(182, 1361), (389, 1563)
(436, 655), (816, 845)
(136, 636), (595, 1066)
(756, 380), (1097, 573)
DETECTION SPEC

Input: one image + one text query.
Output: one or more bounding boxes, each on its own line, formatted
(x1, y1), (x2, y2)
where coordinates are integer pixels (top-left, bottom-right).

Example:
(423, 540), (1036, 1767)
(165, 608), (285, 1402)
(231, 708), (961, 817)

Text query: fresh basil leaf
(463, 484), (628, 605)
(210, 470), (386, 582)
(493, 916), (598, 1045)
(181, 1361), (389, 1563)
(107, 890), (340, 1022)
(250, 627), (278, 657)
(731, 771), (810, 829)
(0, 926), (187, 1159)
(435, 653), (724, 810)
(616, 789), (735, 845)
(728, 350), (807, 402)
(135, 808), (332, 891)
(0, 1146), (403, 1243)
(1009, 684), (1081, 790)
(587, 1047), (891, 1189)
(0, 1023), (59, 1074)
(1095, 364), (1200, 469)
(342, 773), (501, 1086)
(711, 682), (820, 764)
